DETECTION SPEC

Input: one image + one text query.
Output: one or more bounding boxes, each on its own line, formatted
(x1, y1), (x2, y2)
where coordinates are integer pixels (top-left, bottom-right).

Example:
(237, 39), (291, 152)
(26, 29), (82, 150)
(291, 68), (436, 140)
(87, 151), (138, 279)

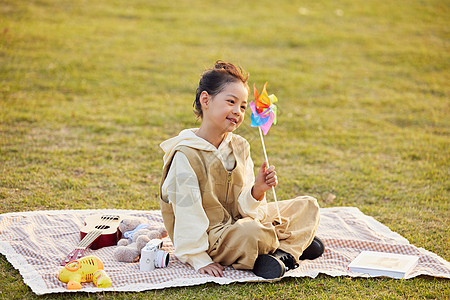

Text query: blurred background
(0, 0), (448, 297)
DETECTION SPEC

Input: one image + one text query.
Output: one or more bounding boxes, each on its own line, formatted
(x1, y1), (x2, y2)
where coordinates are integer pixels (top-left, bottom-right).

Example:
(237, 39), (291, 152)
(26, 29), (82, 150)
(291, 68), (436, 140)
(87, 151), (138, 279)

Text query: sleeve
(237, 152), (268, 220)
(162, 151), (214, 271)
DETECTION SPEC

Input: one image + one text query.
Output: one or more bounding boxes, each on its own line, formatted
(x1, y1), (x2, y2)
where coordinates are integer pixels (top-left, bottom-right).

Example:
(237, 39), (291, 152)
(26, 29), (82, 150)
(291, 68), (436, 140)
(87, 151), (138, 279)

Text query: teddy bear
(113, 216), (168, 262)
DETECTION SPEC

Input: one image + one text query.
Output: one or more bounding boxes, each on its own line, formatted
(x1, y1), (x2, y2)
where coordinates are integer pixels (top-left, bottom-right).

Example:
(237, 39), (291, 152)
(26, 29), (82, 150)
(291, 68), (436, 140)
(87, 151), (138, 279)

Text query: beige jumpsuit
(160, 134), (320, 269)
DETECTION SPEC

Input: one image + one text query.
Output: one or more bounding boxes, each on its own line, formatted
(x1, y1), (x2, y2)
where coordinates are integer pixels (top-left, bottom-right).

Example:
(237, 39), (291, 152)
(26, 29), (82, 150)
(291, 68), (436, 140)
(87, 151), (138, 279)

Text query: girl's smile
(227, 116), (238, 125)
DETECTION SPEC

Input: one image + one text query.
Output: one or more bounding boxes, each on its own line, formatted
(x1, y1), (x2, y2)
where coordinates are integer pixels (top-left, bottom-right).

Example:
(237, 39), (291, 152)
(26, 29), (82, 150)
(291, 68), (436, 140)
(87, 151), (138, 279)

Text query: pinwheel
(250, 82), (278, 135)
(250, 82), (282, 224)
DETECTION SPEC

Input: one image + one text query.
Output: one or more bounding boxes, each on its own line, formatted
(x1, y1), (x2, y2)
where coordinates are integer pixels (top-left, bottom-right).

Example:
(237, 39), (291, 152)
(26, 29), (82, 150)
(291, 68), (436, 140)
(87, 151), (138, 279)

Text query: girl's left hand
(252, 161), (278, 200)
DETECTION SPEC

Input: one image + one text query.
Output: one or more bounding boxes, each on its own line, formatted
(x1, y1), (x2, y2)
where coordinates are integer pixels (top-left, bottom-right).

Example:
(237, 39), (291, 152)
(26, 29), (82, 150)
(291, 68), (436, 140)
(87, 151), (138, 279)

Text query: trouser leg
(208, 196), (320, 269)
(265, 196), (320, 261)
(208, 217), (279, 270)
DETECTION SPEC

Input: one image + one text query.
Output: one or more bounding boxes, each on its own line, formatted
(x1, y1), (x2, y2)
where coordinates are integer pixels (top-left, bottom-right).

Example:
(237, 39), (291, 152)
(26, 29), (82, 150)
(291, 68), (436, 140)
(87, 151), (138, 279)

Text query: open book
(348, 251), (419, 279)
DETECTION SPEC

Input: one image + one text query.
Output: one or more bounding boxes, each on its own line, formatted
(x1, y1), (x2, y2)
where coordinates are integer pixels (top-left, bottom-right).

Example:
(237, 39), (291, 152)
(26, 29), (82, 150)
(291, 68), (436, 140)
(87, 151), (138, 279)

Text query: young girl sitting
(159, 61), (324, 279)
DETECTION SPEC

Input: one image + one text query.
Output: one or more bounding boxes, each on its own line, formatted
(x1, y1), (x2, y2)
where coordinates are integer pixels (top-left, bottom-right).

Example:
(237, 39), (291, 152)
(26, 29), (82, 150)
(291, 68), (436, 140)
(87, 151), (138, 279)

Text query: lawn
(0, 0), (449, 298)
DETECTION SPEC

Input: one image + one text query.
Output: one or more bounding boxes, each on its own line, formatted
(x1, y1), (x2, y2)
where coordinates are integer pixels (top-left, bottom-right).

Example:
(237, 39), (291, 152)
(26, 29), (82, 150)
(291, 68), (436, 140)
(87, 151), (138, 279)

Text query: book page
(357, 255), (412, 271)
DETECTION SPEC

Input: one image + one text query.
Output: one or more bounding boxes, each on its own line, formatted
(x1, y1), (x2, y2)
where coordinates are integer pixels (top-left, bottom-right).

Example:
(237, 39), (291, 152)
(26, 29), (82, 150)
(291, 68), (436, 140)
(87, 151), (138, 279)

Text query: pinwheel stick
(258, 127), (283, 224)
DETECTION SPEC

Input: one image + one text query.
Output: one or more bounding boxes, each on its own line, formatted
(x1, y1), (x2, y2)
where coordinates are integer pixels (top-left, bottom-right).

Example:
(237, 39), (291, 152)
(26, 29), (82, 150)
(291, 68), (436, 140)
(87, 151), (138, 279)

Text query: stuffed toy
(113, 216), (168, 262)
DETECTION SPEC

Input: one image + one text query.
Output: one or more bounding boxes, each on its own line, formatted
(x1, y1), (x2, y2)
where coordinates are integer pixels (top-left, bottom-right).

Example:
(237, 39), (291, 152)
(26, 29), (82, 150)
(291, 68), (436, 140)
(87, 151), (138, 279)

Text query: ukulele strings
(77, 215), (116, 248)
(78, 215), (117, 248)
(76, 215), (119, 249)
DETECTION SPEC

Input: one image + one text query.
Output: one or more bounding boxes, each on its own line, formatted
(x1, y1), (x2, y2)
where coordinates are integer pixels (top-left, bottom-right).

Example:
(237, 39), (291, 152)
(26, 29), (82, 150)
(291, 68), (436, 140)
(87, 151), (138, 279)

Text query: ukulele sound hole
(95, 225), (110, 230)
(101, 215), (120, 220)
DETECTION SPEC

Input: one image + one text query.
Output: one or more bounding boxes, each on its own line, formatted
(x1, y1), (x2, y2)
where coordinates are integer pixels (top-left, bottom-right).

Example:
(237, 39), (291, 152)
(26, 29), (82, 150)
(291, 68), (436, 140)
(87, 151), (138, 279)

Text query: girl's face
(202, 81), (249, 134)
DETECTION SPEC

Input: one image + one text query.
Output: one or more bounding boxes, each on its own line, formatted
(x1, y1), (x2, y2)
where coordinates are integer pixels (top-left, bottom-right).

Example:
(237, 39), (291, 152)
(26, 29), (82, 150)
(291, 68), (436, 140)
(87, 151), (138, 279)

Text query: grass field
(1, 0), (449, 298)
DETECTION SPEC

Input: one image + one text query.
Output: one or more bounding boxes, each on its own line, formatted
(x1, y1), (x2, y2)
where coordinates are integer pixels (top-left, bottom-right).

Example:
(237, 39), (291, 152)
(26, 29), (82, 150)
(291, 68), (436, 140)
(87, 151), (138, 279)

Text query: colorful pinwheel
(250, 82), (278, 135)
(250, 82), (282, 224)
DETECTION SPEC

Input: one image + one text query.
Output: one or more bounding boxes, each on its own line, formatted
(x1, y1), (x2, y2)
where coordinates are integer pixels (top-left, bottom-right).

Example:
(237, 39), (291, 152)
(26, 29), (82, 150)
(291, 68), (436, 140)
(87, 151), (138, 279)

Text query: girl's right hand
(198, 262), (224, 277)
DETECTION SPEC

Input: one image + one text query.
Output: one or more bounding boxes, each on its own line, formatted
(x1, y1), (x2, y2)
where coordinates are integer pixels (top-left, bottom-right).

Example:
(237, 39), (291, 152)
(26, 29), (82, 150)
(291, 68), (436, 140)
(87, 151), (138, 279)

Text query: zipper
(225, 171), (232, 203)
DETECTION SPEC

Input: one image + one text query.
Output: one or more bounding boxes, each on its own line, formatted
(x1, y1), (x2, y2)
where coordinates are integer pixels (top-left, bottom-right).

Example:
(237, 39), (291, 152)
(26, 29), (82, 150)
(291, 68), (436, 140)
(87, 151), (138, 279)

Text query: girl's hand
(252, 161), (278, 200)
(198, 262), (224, 277)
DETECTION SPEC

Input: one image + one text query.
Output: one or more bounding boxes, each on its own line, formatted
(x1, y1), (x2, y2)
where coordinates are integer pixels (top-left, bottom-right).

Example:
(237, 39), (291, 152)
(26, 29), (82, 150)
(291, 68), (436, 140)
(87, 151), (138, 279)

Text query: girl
(159, 61), (323, 279)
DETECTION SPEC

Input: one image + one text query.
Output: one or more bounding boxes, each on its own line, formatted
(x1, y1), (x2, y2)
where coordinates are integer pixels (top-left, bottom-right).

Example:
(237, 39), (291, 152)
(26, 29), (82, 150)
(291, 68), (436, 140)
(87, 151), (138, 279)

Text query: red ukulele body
(62, 214), (123, 265)
(80, 214), (122, 250)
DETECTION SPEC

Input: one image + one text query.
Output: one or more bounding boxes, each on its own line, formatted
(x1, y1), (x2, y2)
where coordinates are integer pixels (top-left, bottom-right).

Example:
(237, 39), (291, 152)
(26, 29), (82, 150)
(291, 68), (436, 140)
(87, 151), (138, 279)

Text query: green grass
(1, 0), (449, 298)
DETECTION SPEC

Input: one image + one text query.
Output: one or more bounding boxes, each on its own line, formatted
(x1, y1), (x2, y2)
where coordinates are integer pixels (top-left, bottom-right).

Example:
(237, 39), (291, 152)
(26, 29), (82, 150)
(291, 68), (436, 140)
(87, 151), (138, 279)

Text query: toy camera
(139, 239), (170, 271)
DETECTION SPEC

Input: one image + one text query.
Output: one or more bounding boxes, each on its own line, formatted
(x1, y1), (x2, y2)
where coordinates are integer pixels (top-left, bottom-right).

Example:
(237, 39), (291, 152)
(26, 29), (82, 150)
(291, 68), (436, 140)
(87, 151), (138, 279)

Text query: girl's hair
(193, 61), (249, 118)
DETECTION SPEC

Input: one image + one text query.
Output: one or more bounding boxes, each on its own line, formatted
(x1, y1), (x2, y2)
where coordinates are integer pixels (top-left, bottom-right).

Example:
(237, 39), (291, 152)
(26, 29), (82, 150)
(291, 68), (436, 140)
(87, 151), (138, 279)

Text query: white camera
(139, 239), (170, 271)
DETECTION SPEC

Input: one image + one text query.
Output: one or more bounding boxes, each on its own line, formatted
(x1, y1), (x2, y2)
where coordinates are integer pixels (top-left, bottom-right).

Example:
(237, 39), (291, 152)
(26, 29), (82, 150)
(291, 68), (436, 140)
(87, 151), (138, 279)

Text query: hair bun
(214, 60), (233, 70)
(214, 60), (248, 80)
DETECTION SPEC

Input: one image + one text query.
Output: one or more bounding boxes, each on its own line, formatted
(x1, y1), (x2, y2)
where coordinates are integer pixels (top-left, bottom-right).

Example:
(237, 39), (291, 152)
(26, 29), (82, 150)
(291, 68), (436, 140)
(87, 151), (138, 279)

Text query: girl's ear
(200, 91), (210, 109)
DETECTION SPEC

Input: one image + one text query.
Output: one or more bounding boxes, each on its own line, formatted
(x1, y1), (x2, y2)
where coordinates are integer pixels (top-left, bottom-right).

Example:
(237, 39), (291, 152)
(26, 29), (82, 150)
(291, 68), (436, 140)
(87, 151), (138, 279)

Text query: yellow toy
(59, 255), (112, 289)
(93, 269), (112, 288)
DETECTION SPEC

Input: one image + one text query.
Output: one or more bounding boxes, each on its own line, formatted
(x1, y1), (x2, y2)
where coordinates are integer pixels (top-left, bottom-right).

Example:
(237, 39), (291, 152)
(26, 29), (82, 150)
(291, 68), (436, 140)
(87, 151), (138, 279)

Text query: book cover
(348, 251), (419, 279)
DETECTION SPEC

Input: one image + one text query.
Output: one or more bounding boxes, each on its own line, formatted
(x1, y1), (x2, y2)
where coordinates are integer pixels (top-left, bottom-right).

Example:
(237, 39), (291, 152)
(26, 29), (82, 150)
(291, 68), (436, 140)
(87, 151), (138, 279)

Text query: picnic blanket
(0, 207), (449, 295)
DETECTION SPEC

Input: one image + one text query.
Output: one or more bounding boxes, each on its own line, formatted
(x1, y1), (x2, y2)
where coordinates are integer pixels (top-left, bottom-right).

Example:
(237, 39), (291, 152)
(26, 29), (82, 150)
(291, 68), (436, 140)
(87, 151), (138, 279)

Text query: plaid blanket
(0, 207), (448, 295)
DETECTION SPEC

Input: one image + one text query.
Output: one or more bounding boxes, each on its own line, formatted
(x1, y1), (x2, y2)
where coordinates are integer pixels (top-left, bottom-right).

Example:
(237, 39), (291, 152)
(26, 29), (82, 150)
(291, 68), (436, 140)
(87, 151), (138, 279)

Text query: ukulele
(61, 214), (122, 266)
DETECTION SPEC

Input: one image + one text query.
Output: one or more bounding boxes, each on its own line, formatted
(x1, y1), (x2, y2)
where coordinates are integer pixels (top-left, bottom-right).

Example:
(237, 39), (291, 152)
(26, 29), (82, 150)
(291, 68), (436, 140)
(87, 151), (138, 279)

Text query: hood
(160, 128), (232, 169)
